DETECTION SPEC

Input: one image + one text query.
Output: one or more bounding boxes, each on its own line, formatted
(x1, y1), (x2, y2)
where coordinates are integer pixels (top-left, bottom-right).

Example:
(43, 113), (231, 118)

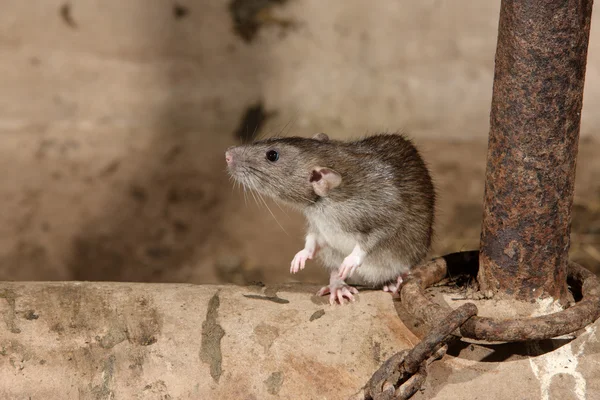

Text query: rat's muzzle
(225, 147), (244, 180)
(225, 145), (239, 165)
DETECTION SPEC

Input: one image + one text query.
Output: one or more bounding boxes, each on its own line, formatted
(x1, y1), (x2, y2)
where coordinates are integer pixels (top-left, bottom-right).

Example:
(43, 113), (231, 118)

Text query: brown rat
(225, 132), (435, 304)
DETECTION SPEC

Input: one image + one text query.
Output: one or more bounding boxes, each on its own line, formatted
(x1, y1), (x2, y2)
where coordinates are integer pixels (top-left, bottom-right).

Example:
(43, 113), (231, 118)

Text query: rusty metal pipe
(478, 0), (594, 302)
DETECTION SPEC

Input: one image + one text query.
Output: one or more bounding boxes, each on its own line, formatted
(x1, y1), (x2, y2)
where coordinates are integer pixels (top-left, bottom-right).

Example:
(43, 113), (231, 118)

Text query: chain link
(354, 302), (478, 400)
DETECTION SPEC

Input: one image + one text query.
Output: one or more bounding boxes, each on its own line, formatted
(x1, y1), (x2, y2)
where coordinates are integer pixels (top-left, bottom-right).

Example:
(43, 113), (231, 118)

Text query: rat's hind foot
(382, 274), (407, 296)
(317, 283), (359, 305)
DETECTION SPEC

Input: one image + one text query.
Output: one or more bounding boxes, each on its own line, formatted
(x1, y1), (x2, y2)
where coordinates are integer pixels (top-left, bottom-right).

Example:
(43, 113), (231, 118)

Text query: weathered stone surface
(2, 282), (600, 399)
(1, 0), (600, 286)
(0, 282), (418, 399)
(414, 321), (600, 400)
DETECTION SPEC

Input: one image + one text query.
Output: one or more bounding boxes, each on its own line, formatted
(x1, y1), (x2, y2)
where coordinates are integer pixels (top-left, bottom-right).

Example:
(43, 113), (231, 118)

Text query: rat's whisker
(242, 182), (248, 206)
(251, 122), (261, 141)
(248, 181), (261, 209)
(290, 188), (315, 204)
(248, 166), (314, 205)
(277, 113), (298, 138)
(254, 186), (288, 235)
(244, 166), (290, 217)
(271, 194), (289, 216)
(247, 166), (271, 180)
(240, 171), (251, 207)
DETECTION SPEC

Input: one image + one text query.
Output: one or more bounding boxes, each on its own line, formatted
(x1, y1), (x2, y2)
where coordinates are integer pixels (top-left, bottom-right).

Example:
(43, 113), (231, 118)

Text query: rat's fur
(226, 132), (435, 288)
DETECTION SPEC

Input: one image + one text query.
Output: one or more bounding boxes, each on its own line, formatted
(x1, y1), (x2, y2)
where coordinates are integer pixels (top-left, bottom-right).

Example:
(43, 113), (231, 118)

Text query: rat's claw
(338, 254), (362, 280)
(290, 256), (300, 274)
(330, 292), (338, 306)
(290, 249), (312, 274)
(318, 284), (358, 305)
(341, 287), (356, 302)
(338, 266), (348, 280)
(317, 285), (331, 296)
(338, 263), (356, 280)
(338, 245), (366, 280)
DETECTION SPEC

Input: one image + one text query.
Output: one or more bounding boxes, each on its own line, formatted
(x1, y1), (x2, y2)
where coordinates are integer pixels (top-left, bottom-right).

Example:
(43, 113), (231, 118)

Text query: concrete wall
(0, 1), (599, 283)
(1, 1), (599, 140)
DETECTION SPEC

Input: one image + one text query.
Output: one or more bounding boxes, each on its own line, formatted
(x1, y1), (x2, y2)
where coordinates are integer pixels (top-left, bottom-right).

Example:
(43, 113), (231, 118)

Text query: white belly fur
(312, 218), (356, 255)
(311, 218), (411, 286)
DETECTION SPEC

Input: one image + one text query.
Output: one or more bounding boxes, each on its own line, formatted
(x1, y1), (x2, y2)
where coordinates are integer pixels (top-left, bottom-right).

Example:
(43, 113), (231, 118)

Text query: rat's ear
(310, 167), (341, 197)
(313, 132), (329, 142)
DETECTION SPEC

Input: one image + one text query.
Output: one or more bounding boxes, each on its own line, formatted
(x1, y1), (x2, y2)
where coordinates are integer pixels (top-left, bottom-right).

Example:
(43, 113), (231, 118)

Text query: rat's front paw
(290, 249), (314, 273)
(338, 254), (362, 280)
(317, 283), (359, 305)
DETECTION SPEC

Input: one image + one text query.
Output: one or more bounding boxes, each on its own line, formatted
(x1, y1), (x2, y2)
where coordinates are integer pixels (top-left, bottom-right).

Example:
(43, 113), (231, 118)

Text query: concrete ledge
(1, 282), (599, 400)
(0, 282), (418, 399)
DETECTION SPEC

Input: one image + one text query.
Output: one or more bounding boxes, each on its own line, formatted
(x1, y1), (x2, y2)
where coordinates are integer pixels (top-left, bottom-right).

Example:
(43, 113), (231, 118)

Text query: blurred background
(0, 0), (599, 286)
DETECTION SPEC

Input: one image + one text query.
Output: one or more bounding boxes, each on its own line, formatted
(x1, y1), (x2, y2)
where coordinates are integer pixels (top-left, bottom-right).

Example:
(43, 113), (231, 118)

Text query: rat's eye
(266, 150), (279, 162)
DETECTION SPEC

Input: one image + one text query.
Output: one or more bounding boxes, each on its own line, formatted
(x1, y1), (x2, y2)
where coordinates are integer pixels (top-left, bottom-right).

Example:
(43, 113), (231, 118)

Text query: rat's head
(225, 133), (342, 208)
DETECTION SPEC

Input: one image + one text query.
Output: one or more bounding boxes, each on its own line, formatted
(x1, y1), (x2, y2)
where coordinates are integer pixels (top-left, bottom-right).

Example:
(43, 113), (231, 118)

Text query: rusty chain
(401, 251), (600, 342)
(353, 303), (478, 400)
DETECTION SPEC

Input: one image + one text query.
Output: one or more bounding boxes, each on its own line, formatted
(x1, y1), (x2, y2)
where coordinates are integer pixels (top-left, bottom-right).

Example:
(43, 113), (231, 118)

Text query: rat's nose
(225, 150), (233, 165)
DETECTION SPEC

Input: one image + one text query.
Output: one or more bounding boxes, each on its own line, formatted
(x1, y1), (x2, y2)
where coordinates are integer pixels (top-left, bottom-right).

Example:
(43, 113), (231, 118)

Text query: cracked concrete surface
(0, 282), (420, 399)
(1, 282), (599, 399)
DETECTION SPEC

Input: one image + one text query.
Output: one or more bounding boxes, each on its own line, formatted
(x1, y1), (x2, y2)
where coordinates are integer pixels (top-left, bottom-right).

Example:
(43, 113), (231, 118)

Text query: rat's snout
(225, 146), (239, 166)
(225, 146), (243, 170)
